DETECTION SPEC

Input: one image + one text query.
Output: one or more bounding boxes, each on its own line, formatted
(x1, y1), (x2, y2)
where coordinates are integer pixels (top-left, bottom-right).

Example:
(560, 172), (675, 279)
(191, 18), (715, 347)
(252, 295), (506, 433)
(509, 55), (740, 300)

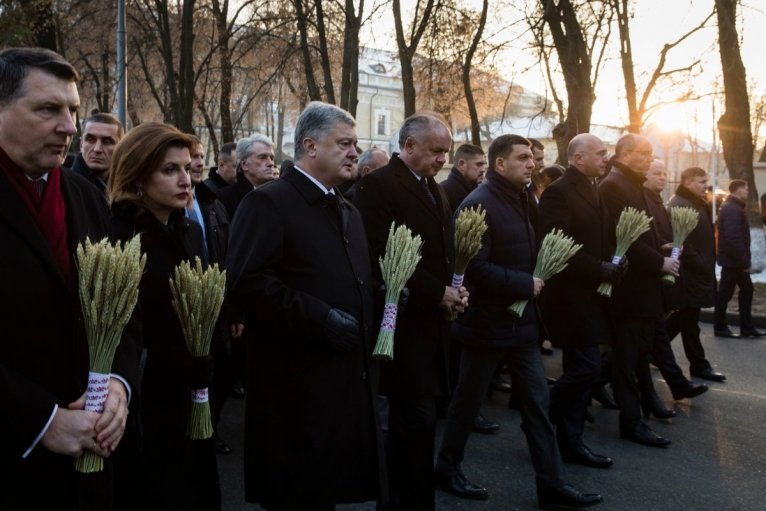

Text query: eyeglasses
(628, 150), (654, 159)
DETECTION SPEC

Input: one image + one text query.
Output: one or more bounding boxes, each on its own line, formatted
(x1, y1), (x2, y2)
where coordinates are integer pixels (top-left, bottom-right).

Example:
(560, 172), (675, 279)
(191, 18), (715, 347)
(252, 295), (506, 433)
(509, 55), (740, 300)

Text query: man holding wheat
(0, 48), (136, 509)
(434, 134), (602, 510)
(599, 134), (679, 448)
(539, 134), (620, 470)
(355, 114), (468, 510)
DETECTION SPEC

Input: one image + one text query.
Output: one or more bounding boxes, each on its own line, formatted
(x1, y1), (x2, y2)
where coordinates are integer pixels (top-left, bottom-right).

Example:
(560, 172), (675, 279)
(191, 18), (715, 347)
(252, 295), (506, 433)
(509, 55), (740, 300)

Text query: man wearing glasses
(599, 134), (680, 448)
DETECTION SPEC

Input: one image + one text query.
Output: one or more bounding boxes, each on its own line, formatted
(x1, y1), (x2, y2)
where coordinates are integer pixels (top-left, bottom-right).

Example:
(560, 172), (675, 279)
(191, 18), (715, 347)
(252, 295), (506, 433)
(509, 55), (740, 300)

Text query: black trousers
(666, 307), (712, 374)
(715, 267), (754, 331)
(385, 396), (437, 511)
(650, 316), (694, 394)
(611, 317), (654, 431)
(436, 343), (564, 491)
(549, 344), (601, 450)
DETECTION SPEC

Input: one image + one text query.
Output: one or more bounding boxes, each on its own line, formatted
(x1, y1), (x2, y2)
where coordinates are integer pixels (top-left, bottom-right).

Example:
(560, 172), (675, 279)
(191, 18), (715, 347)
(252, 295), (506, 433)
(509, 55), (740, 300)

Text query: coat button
(344, 237), (350, 244)
(363, 324), (369, 332)
(361, 371), (367, 380)
(358, 278), (364, 286)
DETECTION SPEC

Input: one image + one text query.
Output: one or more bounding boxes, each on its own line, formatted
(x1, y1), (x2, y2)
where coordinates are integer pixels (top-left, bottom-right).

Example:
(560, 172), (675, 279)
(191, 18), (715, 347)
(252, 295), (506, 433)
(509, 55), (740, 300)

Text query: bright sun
(645, 102), (691, 134)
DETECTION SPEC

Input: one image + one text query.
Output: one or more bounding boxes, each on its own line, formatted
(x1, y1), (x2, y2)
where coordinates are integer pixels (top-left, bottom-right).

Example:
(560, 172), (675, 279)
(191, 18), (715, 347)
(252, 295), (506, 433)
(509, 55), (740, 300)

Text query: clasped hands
(41, 377), (129, 459)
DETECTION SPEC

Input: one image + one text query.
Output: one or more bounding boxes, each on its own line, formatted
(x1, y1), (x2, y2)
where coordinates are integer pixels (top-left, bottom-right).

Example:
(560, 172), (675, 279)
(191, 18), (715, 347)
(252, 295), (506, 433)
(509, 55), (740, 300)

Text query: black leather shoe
(491, 374), (512, 393)
(620, 422), (670, 447)
(538, 484), (602, 510)
(591, 386), (618, 410)
(434, 470), (488, 500)
(671, 382), (708, 400)
(561, 444), (613, 469)
(213, 433), (231, 455)
(714, 328), (740, 338)
(741, 328), (766, 338)
(691, 368), (726, 382)
(472, 414), (500, 434)
(641, 400), (676, 420)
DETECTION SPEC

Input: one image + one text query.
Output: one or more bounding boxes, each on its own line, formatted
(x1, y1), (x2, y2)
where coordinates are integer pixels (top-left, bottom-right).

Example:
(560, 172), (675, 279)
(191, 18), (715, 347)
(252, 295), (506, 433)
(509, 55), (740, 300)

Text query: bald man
(540, 134), (619, 469)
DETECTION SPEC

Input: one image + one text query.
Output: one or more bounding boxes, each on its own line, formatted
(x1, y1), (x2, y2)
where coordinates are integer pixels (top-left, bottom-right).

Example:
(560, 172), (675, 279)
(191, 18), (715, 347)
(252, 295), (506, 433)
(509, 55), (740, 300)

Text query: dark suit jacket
(226, 165), (384, 508)
(354, 153), (454, 398)
(0, 168), (138, 509)
(217, 171), (254, 220)
(538, 166), (614, 346)
(599, 161), (665, 318)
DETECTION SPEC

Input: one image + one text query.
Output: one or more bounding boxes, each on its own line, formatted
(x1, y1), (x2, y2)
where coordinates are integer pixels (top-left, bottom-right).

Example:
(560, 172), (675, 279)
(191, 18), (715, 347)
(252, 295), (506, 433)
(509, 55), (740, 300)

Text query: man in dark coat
(439, 143), (486, 212)
(68, 112), (123, 196)
(217, 134), (277, 219)
(540, 134), (618, 469)
(203, 141), (237, 194)
(0, 47), (137, 510)
(667, 167), (729, 379)
(435, 134), (602, 510)
(354, 114), (468, 511)
(226, 101), (384, 510)
(714, 180), (765, 338)
(639, 162), (708, 417)
(599, 134), (678, 447)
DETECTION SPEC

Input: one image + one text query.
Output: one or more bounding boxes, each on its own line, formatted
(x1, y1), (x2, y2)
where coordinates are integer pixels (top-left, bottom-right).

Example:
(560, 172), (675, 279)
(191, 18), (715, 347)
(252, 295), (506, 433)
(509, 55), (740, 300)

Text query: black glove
(324, 308), (359, 352)
(398, 287), (410, 312)
(599, 261), (623, 286)
(377, 284), (410, 313)
(185, 354), (213, 390)
(617, 255), (629, 275)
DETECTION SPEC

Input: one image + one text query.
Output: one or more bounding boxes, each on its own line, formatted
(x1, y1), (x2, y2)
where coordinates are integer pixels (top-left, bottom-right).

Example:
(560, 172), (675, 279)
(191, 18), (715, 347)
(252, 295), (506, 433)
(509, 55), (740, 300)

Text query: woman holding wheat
(108, 122), (220, 510)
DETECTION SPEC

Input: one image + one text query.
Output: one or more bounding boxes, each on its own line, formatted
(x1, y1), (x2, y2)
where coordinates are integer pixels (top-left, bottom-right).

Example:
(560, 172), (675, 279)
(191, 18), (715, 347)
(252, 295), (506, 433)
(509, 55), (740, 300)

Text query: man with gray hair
(343, 147), (389, 201)
(218, 133), (277, 218)
(355, 113), (468, 510)
(226, 101), (384, 510)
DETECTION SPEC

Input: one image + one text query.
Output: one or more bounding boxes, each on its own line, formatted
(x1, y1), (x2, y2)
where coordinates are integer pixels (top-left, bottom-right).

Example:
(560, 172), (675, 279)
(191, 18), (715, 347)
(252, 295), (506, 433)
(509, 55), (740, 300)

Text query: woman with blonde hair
(108, 122), (220, 510)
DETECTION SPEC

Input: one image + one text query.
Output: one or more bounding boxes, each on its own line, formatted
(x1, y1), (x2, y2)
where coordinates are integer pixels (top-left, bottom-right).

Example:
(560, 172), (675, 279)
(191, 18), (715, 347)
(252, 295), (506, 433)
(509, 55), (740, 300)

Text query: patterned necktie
(32, 178), (46, 197)
(421, 178), (436, 205)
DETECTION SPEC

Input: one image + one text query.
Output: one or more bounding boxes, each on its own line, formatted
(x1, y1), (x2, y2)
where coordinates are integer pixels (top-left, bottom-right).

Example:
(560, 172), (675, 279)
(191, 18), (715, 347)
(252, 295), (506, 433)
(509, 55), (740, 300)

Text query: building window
(373, 108), (390, 138)
(377, 114), (387, 136)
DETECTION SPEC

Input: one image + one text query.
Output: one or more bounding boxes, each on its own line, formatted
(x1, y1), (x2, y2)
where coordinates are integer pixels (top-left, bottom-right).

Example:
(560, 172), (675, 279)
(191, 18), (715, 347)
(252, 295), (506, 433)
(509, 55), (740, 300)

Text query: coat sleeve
(720, 205), (751, 268)
(226, 191), (332, 342)
(600, 179), (664, 276)
(538, 184), (602, 286)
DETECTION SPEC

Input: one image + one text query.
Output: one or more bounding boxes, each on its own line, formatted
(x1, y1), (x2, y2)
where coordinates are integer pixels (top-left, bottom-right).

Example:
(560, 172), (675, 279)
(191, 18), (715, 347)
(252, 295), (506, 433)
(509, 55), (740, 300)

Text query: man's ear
(303, 137), (317, 157)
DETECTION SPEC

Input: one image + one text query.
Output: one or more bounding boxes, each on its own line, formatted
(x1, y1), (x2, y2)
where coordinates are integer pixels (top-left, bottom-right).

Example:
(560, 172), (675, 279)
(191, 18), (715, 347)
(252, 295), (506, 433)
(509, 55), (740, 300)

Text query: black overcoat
(110, 202), (220, 510)
(354, 154), (455, 398)
(225, 165), (384, 508)
(668, 185), (716, 308)
(0, 168), (138, 509)
(538, 166), (614, 346)
(451, 170), (540, 347)
(599, 161), (665, 318)
(217, 171), (254, 219)
(716, 195), (751, 269)
(439, 167), (475, 213)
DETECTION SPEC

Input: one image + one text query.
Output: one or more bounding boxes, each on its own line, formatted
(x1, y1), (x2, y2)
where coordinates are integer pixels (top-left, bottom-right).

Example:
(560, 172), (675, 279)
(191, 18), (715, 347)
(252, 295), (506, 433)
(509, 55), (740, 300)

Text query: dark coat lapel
(391, 158), (441, 220)
(0, 169), (69, 290)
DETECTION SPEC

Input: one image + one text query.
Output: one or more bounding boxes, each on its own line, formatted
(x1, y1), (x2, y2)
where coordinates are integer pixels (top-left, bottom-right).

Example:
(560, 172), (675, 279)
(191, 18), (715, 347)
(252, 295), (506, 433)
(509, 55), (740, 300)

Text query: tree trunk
(294, 0), (322, 101)
(213, 0), (234, 143)
(613, 0), (640, 133)
(715, 0), (760, 223)
(177, 0), (196, 134)
(463, 0), (488, 146)
(340, 0), (362, 116)
(541, 0), (594, 164)
(393, 0), (436, 117)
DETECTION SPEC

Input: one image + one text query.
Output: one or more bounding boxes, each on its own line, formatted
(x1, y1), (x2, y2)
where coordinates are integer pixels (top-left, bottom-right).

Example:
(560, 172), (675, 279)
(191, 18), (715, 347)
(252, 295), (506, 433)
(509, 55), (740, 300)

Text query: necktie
(32, 178), (46, 197)
(591, 180), (600, 206)
(421, 178), (436, 205)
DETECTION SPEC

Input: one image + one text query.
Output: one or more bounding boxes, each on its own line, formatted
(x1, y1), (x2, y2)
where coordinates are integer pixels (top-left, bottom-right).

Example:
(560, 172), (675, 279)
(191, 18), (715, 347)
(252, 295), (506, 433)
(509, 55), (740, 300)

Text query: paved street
(217, 321), (766, 510)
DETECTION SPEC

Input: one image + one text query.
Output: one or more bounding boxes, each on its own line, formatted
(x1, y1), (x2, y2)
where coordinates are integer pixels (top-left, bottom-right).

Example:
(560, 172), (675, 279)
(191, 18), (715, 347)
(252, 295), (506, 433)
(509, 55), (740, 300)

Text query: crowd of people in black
(2, 47), (762, 511)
